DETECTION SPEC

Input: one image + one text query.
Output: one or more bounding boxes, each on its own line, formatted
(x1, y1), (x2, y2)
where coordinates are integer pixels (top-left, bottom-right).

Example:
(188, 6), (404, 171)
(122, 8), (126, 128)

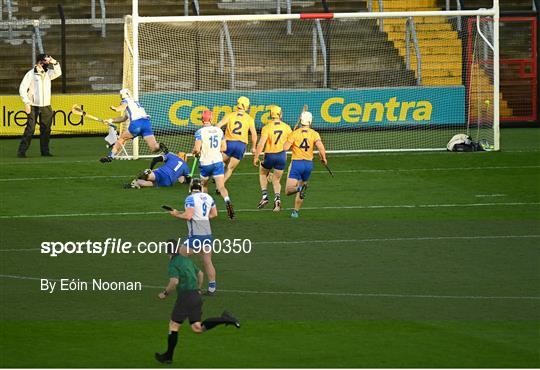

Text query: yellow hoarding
(0, 94), (119, 136)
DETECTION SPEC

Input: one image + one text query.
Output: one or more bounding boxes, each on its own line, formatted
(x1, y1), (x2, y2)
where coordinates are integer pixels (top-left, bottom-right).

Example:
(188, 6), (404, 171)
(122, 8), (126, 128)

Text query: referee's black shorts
(171, 290), (202, 324)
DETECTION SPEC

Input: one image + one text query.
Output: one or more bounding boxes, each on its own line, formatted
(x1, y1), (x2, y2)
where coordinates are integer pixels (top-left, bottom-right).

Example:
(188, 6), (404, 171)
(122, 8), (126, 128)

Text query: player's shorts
(262, 151), (287, 171)
(153, 167), (175, 187)
(183, 235), (213, 254)
(171, 290), (203, 324)
(224, 140), (247, 160)
(128, 118), (153, 137)
(288, 160), (314, 182)
(199, 162), (225, 178)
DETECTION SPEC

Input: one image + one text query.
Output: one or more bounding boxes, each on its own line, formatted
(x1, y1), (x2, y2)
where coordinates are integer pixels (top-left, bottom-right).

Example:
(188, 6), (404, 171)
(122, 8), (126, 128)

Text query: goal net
(121, 7), (499, 158)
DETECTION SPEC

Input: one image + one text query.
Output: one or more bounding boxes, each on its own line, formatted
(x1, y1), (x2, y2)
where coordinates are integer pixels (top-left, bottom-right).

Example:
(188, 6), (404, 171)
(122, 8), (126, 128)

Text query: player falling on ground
(216, 96), (257, 186)
(100, 88), (167, 163)
(155, 243), (240, 364)
(126, 151), (191, 189)
(168, 178), (219, 295)
(193, 110), (235, 219)
(283, 111), (328, 218)
(253, 105), (292, 211)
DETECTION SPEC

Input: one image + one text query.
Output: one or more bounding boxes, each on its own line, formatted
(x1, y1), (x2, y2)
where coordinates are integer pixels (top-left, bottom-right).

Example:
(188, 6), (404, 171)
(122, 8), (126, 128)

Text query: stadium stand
(0, 0), (536, 123)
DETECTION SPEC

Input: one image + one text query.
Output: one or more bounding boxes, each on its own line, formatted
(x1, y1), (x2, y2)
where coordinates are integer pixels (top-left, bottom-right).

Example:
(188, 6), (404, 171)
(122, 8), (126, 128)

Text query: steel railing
(91, 0), (107, 36)
(219, 22), (236, 89)
(405, 17), (422, 86)
(312, 19), (327, 88)
(367, 0), (384, 32)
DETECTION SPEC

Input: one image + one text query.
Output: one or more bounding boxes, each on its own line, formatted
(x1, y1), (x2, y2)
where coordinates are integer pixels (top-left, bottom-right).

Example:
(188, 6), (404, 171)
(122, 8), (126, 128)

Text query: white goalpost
(119, 1), (500, 159)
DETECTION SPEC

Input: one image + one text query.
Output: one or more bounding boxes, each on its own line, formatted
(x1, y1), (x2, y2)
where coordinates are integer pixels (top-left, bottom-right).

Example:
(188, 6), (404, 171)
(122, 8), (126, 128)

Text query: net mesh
(122, 13), (497, 156)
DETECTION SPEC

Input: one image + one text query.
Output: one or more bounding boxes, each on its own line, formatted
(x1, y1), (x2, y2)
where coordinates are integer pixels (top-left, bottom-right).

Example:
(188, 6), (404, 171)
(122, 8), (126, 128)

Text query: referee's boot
(154, 352), (172, 364)
(221, 310), (240, 328)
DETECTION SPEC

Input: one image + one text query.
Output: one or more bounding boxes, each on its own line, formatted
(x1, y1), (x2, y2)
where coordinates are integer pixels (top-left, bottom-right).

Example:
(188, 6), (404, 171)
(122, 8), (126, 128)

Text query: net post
(493, 0), (500, 151)
(132, 0), (140, 159)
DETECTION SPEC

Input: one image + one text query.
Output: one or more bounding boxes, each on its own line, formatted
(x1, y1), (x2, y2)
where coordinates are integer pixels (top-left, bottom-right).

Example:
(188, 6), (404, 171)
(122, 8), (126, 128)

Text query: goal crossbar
(135, 9), (497, 24)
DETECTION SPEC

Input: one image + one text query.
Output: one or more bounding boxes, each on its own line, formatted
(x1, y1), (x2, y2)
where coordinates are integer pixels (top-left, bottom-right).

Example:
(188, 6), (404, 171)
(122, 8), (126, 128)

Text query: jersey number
(273, 130), (283, 145)
(202, 203), (208, 216)
(299, 138), (310, 151)
(209, 135), (219, 149)
(173, 162), (183, 171)
(232, 121), (243, 135)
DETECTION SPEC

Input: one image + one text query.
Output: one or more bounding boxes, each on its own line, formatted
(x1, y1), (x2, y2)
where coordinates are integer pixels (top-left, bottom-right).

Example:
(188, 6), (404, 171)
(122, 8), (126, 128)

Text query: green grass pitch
(0, 129), (539, 367)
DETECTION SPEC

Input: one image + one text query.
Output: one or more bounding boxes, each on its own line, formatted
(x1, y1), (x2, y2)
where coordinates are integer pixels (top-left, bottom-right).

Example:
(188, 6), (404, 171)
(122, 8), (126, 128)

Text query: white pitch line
(0, 274), (538, 301)
(475, 194), (507, 198)
(1, 235), (538, 253)
(1, 202), (539, 219)
(1, 165), (539, 182)
(1, 148), (539, 166)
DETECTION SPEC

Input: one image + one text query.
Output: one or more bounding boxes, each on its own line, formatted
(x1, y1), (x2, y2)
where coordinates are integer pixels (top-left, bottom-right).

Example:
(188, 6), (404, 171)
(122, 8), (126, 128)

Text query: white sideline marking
(1, 202), (539, 219)
(0, 274), (538, 301)
(475, 194), (507, 197)
(1, 235), (538, 253)
(1, 148), (539, 166)
(0, 165), (539, 182)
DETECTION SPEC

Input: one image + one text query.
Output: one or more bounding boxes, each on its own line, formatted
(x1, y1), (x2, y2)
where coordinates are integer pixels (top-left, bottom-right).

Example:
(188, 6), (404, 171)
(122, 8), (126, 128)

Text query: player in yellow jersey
(216, 96), (257, 185)
(283, 111), (328, 218)
(253, 105), (292, 211)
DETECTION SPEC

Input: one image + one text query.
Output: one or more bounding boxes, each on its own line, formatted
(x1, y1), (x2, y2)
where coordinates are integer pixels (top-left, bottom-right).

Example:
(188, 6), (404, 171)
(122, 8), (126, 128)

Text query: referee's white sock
(208, 281), (216, 293)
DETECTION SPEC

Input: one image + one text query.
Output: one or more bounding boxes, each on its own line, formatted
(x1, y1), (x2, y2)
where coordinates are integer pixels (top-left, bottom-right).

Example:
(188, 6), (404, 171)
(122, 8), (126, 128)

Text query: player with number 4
(283, 111), (328, 218)
(192, 110), (235, 219)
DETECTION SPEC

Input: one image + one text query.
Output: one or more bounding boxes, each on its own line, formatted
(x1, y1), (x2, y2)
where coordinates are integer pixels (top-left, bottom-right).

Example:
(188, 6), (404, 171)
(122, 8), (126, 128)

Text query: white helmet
(300, 111), (312, 126)
(120, 88), (132, 99)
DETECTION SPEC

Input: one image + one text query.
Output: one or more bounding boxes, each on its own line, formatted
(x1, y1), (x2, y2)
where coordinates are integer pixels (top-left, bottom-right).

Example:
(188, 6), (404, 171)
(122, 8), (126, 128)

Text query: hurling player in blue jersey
(100, 88), (167, 163)
(127, 151), (191, 189)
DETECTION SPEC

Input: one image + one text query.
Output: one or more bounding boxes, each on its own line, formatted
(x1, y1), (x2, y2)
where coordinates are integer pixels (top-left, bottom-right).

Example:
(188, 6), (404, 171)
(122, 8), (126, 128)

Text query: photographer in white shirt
(18, 53), (62, 158)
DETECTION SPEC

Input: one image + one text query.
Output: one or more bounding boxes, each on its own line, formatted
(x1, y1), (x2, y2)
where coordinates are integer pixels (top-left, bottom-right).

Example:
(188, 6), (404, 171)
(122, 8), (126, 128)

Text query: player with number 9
(283, 111), (328, 218)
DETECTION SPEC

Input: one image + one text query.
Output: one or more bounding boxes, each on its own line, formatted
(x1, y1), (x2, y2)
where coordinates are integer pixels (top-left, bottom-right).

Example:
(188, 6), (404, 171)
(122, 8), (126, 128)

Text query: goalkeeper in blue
(100, 88), (167, 162)
(126, 152), (191, 189)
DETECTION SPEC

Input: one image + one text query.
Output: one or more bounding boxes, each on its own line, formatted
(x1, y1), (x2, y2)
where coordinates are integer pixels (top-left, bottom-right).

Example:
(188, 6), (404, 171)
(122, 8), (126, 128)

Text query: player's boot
(99, 156), (113, 163)
(273, 198), (281, 212)
(257, 197), (269, 209)
(225, 201), (235, 219)
(291, 210), (299, 218)
(154, 352), (172, 364)
(203, 290), (216, 296)
(299, 183), (309, 200)
(221, 310), (241, 328)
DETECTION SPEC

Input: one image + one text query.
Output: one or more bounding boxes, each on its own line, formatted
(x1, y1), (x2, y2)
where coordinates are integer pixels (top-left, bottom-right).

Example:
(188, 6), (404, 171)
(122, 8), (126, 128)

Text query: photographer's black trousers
(18, 105), (53, 156)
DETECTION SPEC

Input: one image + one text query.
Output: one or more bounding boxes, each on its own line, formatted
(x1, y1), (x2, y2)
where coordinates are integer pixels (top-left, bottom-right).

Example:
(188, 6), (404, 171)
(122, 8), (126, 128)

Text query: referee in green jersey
(155, 243), (240, 364)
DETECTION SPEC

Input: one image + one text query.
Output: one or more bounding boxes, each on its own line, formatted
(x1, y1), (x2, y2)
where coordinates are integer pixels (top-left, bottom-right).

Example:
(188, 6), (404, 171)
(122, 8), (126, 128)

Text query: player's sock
(224, 196), (231, 203)
(261, 189), (268, 199)
(208, 281), (216, 293)
(165, 330), (178, 358)
(296, 185), (302, 193)
(275, 193), (281, 200)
